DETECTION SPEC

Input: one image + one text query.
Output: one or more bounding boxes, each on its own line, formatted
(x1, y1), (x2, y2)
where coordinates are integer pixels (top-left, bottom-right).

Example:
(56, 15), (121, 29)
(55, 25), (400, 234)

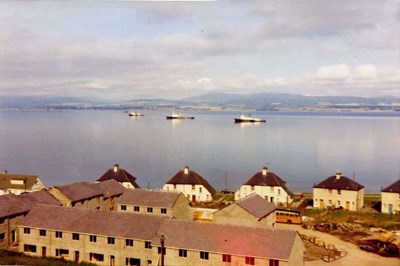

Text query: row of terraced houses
(0, 164), (399, 265)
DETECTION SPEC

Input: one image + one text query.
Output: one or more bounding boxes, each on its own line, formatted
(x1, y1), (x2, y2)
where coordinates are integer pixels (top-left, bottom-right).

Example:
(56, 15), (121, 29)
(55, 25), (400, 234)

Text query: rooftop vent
(262, 167), (268, 176)
(336, 170), (342, 180)
(113, 164), (119, 173)
(184, 166), (189, 175)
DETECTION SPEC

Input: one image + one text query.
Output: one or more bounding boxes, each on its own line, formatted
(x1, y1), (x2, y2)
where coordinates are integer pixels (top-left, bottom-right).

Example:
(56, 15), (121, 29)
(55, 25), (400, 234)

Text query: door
(11, 230), (16, 243)
(345, 201), (350, 210)
(319, 199), (324, 208)
(270, 197), (274, 203)
(110, 255), (115, 266)
(388, 204), (393, 214)
(75, 251), (79, 262)
(42, 246), (46, 257)
(191, 195), (196, 203)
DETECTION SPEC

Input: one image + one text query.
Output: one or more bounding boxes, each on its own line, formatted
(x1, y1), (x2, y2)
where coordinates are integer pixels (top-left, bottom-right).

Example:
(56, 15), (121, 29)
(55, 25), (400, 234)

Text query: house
(0, 170), (46, 195)
(96, 164), (140, 189)
(313, 170), (364, 211)
(116, 189), (190, 220)
(151, 219), (304, 266)
(235, 167), (294, 206)
(0, 190), (61, 248)
(213, 193), (276, 227)
(163, 166), (216, 202)
(381, 179), (400, 214)
(18, 205), (167, 266)
(47, 180), (126, 210)
(18, 204), (304, 266)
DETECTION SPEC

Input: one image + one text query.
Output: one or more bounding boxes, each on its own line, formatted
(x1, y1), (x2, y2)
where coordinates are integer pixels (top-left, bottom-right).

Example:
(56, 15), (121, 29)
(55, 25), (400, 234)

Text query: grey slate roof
(94, 179), (127, 199)
(53, 182), (103, 203)
(117, 189), (185, 208)
(20, 204), (168, 240)
(313, 174), (364, 191)
(165, 167), (216, 195)
(0, 172), (42, 191)
(0, 190), (61, 219)
(234, 193), (276, 219)
(152, 219), (298, 260)
(97, 164), (140, 188)
(382, 179), (400, 193)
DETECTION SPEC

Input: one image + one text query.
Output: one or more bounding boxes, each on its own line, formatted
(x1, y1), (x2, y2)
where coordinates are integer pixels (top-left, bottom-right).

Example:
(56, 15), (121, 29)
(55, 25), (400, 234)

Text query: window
(157, 247), (166, 255)
(147, 207), (153, 213)
(337, 200), (341, 206)
(270, 186), (274, 192)
(251, 185), (254, 191)
(199, 187), (202, 193)
(39, 230), (46, 236)
(24, 228), (30, 234)
(0, 218), (4, 224)
(125, 239), (134, 247)
(161, 208), (167, 214)
(337, 189), (341, 195)
(90, 235), (97, 242)
(24, 244), (37, 253)
(72, 233), (80, 240)
(245, 257), (255, 265)
(0, 233), (5, 240)
(108, 237), (115, 245)
(56, 231), (62, 238)
(89, 253), (104, 262)
(121, 205), (127, 211)
(328, 200), (332, 205)
(278, 188), (281, 195)
(145, 241), (152, 249)
(179, 249), (187, 257)
(328, 189), (332, 194)
(269, 259), (279, 266)
(134, 206), (140, 212)
(56, 249), (69, 257)
(186, 194), (190, 199)
(200, 251), (209, 260)
(192, 185), (195, 190)
(222, 254), (231, 262)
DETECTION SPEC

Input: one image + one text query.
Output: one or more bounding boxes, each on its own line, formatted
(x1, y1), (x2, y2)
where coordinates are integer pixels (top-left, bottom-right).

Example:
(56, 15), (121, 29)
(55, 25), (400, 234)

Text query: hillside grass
(0, 249), (95, 266)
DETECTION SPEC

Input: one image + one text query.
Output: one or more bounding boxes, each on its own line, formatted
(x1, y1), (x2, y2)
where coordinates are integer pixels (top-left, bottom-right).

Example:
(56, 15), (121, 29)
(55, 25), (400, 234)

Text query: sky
(0, 0), (399, 101)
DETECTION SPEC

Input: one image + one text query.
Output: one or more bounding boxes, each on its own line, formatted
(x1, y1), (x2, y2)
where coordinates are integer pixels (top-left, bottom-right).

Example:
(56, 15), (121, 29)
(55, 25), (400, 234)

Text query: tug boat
(234, 114), (265, 123)
(166, 111), (194, 120)
(129, 111), (144, 117)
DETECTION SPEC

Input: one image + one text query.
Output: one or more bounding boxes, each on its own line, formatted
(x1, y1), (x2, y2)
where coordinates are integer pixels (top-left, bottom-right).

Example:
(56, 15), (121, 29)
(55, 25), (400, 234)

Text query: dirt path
(276, 224), (399, 266)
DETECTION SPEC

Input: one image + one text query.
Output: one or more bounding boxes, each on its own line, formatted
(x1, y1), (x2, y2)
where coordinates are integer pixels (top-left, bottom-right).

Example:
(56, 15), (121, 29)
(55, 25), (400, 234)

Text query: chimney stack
(3, 169), (8, 174)
(113, 164), (119, 173)
(184, 166), (189, 175)
(336, 170), (342, 180)
(262, 167), (268, 176)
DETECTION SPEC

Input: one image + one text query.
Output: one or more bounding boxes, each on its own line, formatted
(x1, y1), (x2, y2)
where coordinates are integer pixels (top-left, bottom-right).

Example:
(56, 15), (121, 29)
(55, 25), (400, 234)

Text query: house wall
(0, 214), (25, 248)
(121, 182), (136, 190)
(286, 233), (305, 266)
(213, 204), (275, 228)
(18, 227), (155, 266)
(71, 197), (102, 209)
(313, 188), (364, 211)
(163, 184), (213, 202)
(381, 192), (400, 214)
(101, 196), (121, 211)
(171, 194), (190, 220)
(117, 203), (173, 217)
(235, 185), (293, 206)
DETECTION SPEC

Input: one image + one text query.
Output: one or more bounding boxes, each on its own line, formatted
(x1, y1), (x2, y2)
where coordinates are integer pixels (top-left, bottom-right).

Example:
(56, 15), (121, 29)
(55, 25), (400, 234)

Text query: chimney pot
(113, 164), (119, 173)
(184, 166), (189, 175)
(336, 170), (342, 180)
(262, 167), (268, 176)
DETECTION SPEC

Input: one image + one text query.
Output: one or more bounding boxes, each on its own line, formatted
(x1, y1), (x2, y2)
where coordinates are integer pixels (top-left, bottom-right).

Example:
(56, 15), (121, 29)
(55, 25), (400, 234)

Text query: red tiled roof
(96, 164), (139, 188)
(234, 193), (276, 219)
(20, 204), (168, 240)
(313, 175), (364, 191)
(117, 189), (186, 208)
(152, 219), (298, 260)
(165, 167), (216, 195)
(244, 168), (293, 196)
(382, 179), (400, 193)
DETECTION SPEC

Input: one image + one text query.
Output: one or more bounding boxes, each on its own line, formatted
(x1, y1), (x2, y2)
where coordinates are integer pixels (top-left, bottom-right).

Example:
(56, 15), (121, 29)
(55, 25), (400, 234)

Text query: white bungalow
(163, 166), (216, 203)
(235, 167), (294, 206)
(381, 179), (400, 214)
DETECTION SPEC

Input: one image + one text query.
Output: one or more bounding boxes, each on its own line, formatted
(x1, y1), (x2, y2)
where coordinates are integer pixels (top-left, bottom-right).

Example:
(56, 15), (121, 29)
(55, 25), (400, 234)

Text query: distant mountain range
(1, 93), (399, 111)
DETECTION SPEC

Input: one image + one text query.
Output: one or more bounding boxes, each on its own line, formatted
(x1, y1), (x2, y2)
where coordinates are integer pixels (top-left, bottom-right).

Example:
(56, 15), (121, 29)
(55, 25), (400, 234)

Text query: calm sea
(0, 109), (399, 193)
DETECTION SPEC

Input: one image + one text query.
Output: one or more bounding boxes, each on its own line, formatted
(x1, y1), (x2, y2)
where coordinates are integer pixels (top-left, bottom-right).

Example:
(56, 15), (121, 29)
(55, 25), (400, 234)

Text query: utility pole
(160, 234), (165, 266)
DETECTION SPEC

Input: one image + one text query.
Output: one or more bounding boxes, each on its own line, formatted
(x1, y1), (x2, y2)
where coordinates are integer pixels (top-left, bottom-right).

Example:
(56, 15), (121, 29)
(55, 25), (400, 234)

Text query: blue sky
(0, 0), (399, 100)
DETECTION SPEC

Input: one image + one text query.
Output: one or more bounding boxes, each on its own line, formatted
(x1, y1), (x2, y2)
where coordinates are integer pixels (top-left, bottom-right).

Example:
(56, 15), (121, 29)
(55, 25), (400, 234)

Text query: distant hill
(1, 93), (398, 110)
